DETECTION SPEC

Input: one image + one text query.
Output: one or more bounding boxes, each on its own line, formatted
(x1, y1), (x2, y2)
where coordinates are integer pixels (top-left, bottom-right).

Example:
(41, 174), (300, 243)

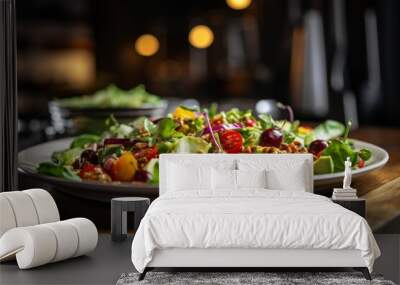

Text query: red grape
(259, 128), (283, 148)
(308, 139), (328, 156)
(103, 157), (116, 174)
(134, 170), (151, 182)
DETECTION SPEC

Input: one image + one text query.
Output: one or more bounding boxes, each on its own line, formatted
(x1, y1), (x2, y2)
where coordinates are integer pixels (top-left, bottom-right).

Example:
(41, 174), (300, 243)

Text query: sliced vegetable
(314, 156), (334, 174)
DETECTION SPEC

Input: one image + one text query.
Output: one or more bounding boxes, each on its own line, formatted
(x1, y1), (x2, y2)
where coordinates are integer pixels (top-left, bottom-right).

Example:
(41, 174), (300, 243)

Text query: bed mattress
(131, 190), (380, 273)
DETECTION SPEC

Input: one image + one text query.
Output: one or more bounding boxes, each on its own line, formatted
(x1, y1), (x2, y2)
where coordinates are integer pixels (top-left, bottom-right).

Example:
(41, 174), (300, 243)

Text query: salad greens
(37, 105), (372, 184)
(57, 84), (162, 109)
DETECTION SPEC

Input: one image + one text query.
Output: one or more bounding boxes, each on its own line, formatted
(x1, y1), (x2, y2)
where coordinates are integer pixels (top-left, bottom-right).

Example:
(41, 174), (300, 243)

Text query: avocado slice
(314, 155), (334, 174)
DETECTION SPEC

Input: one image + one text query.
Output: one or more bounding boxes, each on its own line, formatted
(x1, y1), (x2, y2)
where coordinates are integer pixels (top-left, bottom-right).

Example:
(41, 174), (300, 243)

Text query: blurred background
(17, 0), (400, 149)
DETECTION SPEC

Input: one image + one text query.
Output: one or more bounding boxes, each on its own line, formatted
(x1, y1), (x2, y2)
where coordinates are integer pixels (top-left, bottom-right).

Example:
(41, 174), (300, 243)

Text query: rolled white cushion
(0, 226), (57, 269)
(23, 189), (60, 224)
(42, 221), (79, 262)
(0, 218), (98, 269)
(65, 218), (98, 257)
(0, 196), (17, 237)
(1, 191), (39, 227)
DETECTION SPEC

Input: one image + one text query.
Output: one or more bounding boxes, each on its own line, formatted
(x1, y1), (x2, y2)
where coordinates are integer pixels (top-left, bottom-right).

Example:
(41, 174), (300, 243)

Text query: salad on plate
(37, 105), (372, 184)
(56, 84), (163, 109)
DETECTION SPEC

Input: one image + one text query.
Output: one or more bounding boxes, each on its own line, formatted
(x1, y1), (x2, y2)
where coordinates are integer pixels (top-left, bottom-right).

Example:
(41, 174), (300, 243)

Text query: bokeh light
(226, 0), (252, 10)
(134, 34), (160, 56)
(188, 25), (214, 49)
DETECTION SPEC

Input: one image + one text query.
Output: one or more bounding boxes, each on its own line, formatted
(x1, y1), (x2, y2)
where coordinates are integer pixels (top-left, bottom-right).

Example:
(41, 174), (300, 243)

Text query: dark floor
(0, 234), (399, 285)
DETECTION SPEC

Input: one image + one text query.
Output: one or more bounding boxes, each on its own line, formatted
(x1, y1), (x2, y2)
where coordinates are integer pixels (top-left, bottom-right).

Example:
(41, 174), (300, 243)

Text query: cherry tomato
(220, 130), (243, 153)
(245, 119), (256, 127)
(79, 162), (96, 179)
(358, 159), (365, 168)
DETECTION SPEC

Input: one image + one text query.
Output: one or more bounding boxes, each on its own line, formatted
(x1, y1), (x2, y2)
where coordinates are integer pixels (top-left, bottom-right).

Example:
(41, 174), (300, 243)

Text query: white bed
(131, 154), (380, 280)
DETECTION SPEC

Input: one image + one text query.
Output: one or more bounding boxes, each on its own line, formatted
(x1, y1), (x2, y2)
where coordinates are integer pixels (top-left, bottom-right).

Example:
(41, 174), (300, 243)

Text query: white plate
(314, 139), (389, 187)
(18, 138), (389, 196)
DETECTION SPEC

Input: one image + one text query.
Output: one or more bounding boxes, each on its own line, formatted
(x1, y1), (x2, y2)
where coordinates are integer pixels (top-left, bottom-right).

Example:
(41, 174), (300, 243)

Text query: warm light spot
(135, 34), (159, 56)
(226, 0), (252, 10)
(189, 25), (214, 49)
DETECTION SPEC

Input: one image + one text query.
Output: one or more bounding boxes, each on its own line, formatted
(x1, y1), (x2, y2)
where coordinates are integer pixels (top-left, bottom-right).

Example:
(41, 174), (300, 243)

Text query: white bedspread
(131, 190), (380, 273)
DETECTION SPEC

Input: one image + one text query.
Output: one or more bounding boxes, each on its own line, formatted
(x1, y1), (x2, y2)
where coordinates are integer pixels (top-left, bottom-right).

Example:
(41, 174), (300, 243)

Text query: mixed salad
(57, 84), (163, 109)
(37, 105), (372, 184)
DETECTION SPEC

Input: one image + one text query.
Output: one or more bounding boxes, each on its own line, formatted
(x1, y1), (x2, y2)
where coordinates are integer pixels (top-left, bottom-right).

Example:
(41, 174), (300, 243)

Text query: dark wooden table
(350, 127), (400, 232)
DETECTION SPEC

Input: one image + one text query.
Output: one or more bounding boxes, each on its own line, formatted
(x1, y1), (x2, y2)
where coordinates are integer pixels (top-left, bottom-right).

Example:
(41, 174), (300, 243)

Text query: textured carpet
(117, 272), (395, 285)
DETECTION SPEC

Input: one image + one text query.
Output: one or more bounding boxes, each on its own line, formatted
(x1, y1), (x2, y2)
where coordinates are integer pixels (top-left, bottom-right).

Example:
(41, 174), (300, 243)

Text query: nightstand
(331, 198), (366, 218)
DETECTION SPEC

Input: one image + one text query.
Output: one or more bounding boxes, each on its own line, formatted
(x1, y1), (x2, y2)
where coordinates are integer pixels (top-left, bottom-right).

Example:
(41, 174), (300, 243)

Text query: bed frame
(138, 154), (372, 281)
(139, 248), (371, 280)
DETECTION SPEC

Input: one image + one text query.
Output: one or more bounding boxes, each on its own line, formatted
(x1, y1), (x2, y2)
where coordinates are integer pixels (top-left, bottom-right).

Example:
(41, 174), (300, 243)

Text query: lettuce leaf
(70, 134), (100, 149)
(314, 120), (345, 140)
(174, 137), (211, 153)
(37, 162), (81, 181)
(51, 147), (82, 166)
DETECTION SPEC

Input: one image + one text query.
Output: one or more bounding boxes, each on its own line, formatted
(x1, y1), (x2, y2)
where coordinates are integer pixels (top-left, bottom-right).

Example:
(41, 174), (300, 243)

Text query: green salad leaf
(174, 137), (211, 153)
(51, 147), (82, 166)
(70, 134), (100, 149)
(157, 118), (180, 139)
(314, 120), (345, 140)
(145, 158), (159, 185)
(37, 162), (81, 181)
(322, 139), (357, 171)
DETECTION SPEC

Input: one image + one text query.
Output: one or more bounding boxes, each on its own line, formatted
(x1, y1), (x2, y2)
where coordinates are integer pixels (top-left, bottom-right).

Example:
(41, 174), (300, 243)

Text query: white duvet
(131, 190), (380, 273)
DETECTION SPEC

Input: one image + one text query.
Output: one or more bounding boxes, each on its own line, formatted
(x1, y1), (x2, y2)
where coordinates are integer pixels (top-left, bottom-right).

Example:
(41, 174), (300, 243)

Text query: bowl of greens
(49, 84), (167, 134)
(19, 105), (388, 201)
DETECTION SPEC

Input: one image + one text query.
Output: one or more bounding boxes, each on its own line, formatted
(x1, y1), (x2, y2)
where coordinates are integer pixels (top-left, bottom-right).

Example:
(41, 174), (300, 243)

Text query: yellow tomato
(173, 106), (196, 120)
(111, 152), (138, 181)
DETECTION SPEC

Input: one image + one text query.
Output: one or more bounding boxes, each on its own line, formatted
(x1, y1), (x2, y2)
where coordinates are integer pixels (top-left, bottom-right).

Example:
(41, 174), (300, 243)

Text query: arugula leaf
(359, 149), (372, 161)
(51, 147), (82, 166)
(37, 162), (81, 181)
(70, 134), (100, 149)
(322, 139), (357, 171)
(174, 137), (211, 153)
(157, 118), (179, 139)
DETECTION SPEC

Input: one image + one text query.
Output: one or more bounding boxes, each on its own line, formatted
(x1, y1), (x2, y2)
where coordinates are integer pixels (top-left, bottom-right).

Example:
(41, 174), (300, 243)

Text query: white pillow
(237, 159), (309, 192)
(267, 164), (307, 192)
(212, 168), (236, 190)
(167, 163), (211, 191)
(236, 169), (267, 189)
